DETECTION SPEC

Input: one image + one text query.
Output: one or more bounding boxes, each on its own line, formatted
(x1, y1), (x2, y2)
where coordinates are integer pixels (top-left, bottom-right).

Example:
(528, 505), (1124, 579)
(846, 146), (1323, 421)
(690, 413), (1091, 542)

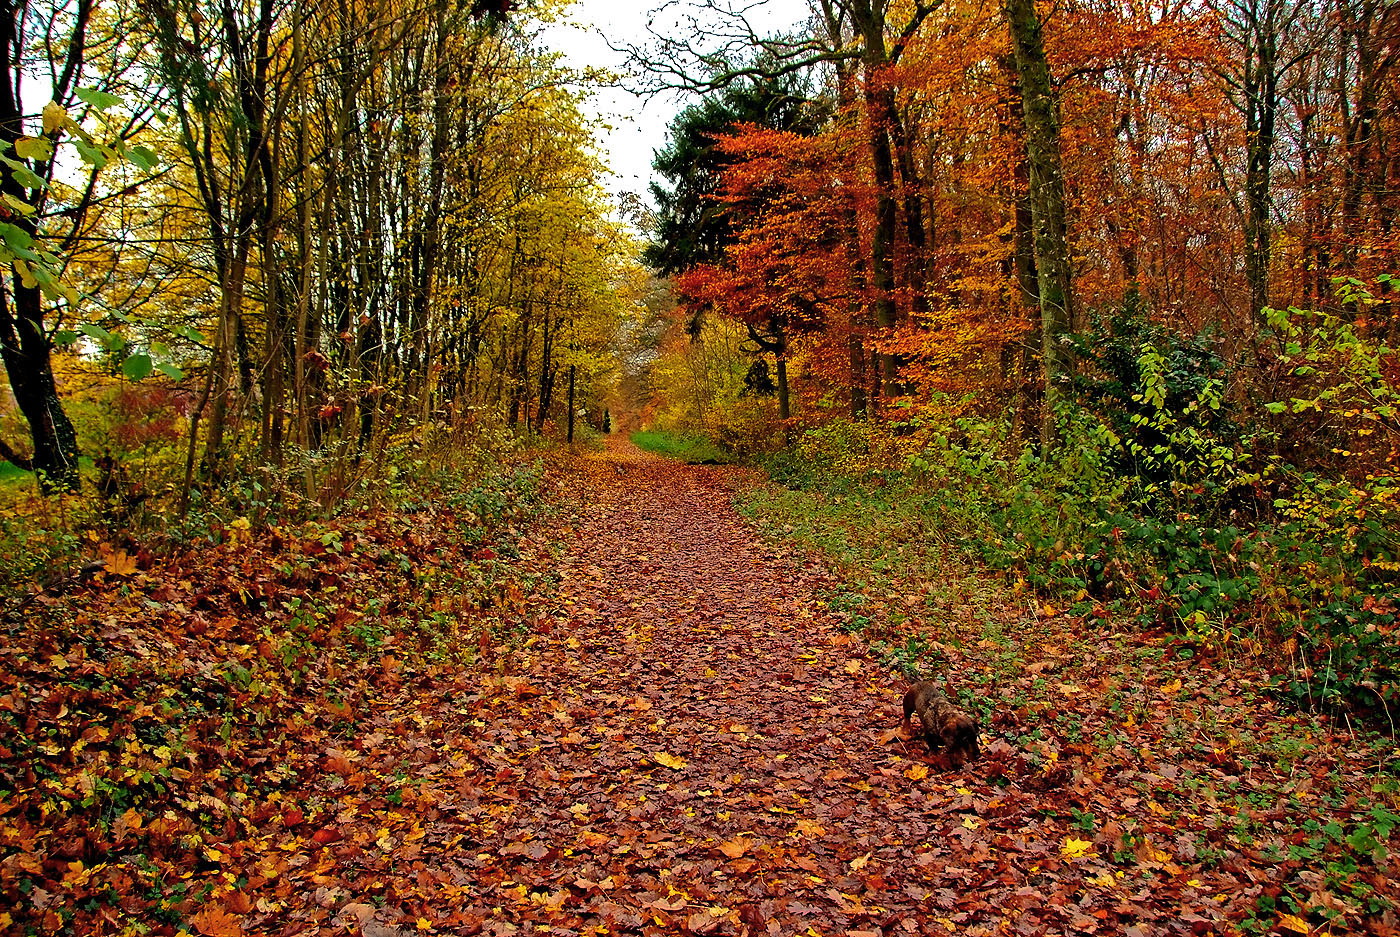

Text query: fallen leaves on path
(3, 441), (1397, 935)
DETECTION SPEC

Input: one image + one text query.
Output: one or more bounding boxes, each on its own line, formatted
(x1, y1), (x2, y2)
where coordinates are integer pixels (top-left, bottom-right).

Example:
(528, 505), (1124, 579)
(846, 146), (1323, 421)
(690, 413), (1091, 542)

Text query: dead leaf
(651, 751), (686, 770)
(649, 895), (688, 912)
(190, 905), (243, 937)
(718, 837), (752, 858)
(1061, 837), (1092, 858)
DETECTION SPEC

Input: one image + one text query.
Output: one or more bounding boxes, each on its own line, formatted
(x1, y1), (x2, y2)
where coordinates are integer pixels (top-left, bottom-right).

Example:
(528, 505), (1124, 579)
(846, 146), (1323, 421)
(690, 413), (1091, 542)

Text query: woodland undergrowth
(695, 296), (1400, 715)
(0, 439), (562, 934)
(730, 446), (1400, 932)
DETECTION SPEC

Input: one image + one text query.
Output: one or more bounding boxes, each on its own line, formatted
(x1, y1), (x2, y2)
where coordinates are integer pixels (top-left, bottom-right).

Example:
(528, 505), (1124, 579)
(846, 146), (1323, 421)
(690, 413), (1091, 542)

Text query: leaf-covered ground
(4, 441), (1398, 935)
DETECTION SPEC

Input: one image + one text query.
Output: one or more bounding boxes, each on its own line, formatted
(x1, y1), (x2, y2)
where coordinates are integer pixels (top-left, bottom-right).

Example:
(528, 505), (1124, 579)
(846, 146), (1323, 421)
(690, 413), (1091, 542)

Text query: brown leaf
(362, 922), (409, 937)
(190, 905), (243, 937)
(312, 827), (342, 844)
(686, 909), (726, 935)
(113, 807), (144, 840)
(718, 836), (752, 858)
(335, 903), (377, 927)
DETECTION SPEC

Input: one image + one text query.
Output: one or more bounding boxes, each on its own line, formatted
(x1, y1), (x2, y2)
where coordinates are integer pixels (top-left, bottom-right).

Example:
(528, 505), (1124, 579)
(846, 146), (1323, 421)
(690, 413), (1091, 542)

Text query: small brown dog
(902, 680), (981, 766)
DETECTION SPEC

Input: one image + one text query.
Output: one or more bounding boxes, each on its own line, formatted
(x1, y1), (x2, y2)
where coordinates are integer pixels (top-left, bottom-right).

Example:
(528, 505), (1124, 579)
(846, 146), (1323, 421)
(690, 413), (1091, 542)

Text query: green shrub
(754, 295), (1400, 708)
(1068, 299), (1243, 494)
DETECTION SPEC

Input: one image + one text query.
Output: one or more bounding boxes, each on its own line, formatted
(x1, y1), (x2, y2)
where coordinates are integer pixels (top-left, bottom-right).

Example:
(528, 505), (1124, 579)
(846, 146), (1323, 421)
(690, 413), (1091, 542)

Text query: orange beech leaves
(660, 0), (1399, 425)
(675, 125), (862, 331)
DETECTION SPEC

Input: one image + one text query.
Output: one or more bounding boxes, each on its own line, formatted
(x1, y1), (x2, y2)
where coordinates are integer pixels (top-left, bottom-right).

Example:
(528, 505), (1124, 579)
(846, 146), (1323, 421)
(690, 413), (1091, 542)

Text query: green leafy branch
(1263, 278), (1399, 446)
(0, 87), (166, 379)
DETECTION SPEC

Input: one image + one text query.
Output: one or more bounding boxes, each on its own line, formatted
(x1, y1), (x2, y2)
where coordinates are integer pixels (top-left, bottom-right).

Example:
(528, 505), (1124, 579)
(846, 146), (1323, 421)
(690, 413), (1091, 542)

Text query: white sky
(539, 0), (813, 204)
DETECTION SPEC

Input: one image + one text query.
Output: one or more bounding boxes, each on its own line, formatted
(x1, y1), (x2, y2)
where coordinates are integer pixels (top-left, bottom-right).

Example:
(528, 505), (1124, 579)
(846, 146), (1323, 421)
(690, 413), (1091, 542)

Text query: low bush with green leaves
(752, 291), (1399, 710)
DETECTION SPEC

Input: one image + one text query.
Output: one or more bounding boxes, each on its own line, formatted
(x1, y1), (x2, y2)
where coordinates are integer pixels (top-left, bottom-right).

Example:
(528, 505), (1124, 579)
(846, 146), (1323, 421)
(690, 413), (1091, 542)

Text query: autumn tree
(0, 0), (158, 491)
(645, 67), (827, 421)
(646, 67), (825, 273)
(626, 0), (945, 402)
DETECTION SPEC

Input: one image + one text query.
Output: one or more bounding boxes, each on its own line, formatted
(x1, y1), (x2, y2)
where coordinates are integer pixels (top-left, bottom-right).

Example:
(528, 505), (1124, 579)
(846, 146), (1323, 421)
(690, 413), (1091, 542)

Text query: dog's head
(939, 712), (981, 765)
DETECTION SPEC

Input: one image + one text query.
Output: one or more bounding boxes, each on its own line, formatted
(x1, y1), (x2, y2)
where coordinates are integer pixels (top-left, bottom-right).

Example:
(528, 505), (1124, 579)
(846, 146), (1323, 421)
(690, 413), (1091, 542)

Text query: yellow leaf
(1161, 679), (1182, 694)
(961, 816), (981, 831)
(1061, 837), (1092, 858)
(1277, 914), (1310, 935)
(189, 906), (242, 937)
(905, 764), (929, 781)
(41, 101), (68, 136)
(849, 852), (870, 870)
(13, 258), (37, 289)
(105, 550), (138, 576)
(117, 807), (143, 832)
(13, 136), (52, 161)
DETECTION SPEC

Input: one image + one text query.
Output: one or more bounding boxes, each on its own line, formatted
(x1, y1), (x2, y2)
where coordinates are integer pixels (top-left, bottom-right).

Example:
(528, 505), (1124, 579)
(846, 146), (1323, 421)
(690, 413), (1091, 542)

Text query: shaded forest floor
(4, 438), (1399, 936)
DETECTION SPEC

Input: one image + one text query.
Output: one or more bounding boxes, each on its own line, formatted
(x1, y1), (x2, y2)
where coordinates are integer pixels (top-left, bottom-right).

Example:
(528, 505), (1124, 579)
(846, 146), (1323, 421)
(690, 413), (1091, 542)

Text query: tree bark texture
(1003, 0), (1074, 446)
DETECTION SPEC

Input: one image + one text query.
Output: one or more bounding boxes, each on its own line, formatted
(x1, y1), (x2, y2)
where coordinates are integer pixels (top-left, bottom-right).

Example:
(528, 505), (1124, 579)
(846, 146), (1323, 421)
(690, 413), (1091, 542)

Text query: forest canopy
(0, 0), (639, 508)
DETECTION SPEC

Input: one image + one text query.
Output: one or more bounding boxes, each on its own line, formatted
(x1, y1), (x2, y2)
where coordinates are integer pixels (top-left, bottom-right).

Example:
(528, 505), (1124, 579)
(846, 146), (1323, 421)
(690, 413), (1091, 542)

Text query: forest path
(452, 437), (983, 935)
(389, 437), (1193, 937)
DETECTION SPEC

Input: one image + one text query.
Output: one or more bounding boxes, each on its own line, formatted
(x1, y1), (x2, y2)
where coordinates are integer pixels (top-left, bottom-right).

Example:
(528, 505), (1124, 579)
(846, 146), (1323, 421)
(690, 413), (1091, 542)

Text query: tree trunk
(0, 281), (80, 492)
(889, 105), (931, 316)
(864, 79), (902, 396)
(536, 309), (555, 432)
(566, 363), (576, 444)
(1004, 0), (1074, 447)
(773, 323), (791, 421)
(849, 333), (868, 420)
(0, 0), (83, 493)
(1242, 32), (1277, 320)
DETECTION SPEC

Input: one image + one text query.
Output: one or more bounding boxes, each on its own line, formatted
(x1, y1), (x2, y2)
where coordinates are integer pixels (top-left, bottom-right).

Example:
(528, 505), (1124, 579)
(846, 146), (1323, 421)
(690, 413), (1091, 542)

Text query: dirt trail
(424, 439), (1171, 936)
